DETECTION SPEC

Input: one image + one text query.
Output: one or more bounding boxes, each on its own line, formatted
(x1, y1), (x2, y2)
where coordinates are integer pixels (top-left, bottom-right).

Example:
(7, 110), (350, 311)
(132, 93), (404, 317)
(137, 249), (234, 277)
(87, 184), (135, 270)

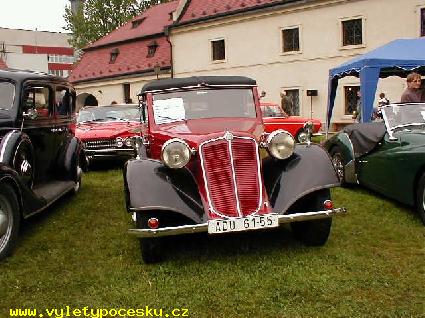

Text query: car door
(357, 133), (405, 200)
(21, 82), (60, 184)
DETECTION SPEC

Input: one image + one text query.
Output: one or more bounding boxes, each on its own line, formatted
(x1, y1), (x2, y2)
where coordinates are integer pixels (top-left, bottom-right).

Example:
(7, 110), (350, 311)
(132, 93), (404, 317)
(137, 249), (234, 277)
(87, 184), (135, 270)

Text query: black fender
(263, 143), (339, 214)
(56, 136), (83, 181)
(0, 130), (34, 188)
(0, 163), (45, 218)
(124, 159), (205, 223)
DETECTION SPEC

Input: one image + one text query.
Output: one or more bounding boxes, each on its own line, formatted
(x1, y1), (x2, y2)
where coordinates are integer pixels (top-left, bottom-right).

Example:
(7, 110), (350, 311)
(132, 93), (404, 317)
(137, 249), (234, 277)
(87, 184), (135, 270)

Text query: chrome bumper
(128, 207), (347, 238)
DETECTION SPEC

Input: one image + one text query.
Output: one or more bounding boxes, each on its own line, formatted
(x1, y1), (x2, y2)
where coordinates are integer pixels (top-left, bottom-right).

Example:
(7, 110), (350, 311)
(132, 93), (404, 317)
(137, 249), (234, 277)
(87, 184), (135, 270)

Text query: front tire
(415, 173), (425, 225)
(136, 212), (162, 263)
(290, 189), (333, 246)
(0, 183), (20, 260)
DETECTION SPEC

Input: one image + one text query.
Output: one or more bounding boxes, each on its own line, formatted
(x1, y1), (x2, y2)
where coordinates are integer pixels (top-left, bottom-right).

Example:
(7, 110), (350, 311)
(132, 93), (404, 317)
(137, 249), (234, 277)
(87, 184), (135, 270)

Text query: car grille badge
(224, 131), (233, 141)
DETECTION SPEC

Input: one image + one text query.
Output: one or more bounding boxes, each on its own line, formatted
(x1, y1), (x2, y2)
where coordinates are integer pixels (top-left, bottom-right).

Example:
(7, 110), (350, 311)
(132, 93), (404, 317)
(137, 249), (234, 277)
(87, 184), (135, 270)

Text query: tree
(64, 0), (170, 50)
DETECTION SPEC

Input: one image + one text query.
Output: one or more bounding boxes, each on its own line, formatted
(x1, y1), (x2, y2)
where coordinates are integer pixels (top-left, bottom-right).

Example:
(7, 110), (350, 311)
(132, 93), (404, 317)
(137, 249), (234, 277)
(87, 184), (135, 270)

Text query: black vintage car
(124, 76), (347, 263)
(0, 69), (83, 260)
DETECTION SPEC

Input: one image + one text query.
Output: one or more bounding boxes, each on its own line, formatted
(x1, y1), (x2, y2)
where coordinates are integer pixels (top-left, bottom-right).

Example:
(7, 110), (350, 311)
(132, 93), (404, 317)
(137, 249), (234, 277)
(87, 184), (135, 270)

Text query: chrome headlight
(116, 137), (123, 148)
(161, 138), (191, 169)
(125, 138), (132, 147)
(266, 130), (295, 159)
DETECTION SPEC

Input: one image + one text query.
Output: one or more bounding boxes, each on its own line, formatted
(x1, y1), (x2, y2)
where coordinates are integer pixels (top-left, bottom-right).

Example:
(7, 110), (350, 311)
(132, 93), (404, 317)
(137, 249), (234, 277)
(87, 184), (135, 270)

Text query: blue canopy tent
(327, 38), (425, 127)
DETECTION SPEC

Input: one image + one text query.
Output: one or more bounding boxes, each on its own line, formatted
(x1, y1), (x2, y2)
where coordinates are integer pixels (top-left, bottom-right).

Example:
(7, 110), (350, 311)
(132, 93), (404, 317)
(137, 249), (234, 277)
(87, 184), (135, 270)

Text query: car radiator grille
(200, 135), (262, 218)
(84, 139), (115, 150)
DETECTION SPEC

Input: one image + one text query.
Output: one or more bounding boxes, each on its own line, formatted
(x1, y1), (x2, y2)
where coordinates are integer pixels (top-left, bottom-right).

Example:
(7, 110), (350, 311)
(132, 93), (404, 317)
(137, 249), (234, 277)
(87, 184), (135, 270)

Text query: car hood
(151, 118), (264, 145)
(398, 130), (425, 148)
(76, 121), (140, 140)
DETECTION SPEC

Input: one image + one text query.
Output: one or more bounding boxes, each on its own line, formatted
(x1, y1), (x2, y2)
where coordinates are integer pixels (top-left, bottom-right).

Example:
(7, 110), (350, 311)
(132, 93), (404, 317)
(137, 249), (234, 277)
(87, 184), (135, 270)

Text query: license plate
(208, 214), (278, 234)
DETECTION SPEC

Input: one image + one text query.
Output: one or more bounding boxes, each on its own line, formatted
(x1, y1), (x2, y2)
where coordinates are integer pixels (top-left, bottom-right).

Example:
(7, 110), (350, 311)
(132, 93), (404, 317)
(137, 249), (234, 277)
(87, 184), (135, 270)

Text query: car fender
(323, 132), (357, 183)
(56, 136), (83, 181)
(263, 144), (340, 214)
(124, 159), (204, 223)
(0, 163), (45, 217)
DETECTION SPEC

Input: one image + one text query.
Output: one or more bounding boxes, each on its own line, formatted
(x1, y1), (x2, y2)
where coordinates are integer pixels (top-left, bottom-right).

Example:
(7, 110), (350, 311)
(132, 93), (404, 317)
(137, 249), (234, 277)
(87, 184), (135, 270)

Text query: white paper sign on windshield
(153, 98), (186, 124)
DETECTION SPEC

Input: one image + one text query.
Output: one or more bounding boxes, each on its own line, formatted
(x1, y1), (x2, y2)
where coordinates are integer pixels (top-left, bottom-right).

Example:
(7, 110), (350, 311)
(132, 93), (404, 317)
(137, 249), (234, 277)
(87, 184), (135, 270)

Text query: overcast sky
(0, 0), (70, 33)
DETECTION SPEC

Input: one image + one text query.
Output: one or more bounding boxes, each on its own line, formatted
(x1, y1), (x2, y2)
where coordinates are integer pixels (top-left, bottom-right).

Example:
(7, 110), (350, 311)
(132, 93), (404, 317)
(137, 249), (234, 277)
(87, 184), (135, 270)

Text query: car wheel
(329, 146), (346, 184)
(73, 166), (82, 194)
(136, 212), (162, 263)
(290, 189), (333, 246)
(0, 183), (20, 260)
(415, 173), (425, 225)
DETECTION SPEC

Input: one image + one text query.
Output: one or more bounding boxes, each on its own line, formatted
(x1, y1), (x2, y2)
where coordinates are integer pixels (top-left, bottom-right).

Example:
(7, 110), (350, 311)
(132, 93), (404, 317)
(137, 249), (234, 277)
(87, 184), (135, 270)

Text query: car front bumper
(85, 148), (135, 161)
(128, 207), (347, 238)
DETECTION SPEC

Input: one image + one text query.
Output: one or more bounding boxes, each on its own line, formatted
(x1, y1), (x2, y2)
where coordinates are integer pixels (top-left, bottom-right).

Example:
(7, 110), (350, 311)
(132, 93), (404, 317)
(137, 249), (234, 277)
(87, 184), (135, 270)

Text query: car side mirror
(23, 108), (38, 120)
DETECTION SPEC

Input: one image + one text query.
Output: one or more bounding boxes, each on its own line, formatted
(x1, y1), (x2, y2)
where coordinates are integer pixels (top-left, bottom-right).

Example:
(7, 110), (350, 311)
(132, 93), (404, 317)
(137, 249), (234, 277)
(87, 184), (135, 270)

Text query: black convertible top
(0, 69), (65, 83)
(343, 122), (387, 157)
(139, 76), (257, 94)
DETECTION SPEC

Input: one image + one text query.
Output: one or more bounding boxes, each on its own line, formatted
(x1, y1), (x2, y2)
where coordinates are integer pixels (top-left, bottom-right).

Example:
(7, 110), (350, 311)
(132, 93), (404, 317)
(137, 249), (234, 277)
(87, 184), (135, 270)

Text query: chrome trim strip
(0, 130), (16, 162)
(199, 133), (263, 218)
(128, 207), (347, 237)
(227, 136), (242, 217)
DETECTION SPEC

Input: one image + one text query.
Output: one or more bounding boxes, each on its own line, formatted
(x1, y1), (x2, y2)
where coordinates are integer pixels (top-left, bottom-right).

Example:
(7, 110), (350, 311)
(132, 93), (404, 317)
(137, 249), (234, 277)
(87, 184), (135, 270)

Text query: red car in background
(260, 102), (322, 142)
(76, 104), (141, 166)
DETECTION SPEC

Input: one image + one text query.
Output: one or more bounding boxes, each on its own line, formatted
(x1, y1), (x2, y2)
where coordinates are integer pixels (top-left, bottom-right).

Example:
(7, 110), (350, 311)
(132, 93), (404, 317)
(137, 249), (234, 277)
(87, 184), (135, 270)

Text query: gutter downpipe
(165, 26), (174, 78)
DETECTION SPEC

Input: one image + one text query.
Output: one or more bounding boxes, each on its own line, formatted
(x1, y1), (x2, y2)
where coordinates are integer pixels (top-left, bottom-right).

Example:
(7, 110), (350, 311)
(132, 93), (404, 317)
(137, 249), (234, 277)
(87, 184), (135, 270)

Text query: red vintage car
(76, 104), (141, 166)
(260, 102), (322, 142)
(124, 76), (346, 263)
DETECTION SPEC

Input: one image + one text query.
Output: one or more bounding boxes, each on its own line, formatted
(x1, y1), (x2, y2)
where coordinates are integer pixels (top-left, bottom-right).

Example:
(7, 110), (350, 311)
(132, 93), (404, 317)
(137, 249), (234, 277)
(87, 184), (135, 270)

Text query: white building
(169, 0), (425, 127)
(0, 28), (75, 77)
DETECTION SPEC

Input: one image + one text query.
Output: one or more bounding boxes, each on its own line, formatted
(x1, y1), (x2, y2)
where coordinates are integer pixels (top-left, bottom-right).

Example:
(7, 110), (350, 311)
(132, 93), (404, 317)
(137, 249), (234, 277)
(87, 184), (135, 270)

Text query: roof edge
(84, 32), (166, 52)
(171, 0), (306, 28)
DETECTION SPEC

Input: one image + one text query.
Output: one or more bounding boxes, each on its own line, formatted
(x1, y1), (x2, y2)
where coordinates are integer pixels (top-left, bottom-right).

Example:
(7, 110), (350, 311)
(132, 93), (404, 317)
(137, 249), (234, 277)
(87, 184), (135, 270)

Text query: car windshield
(0, 80), (15, 110)
(261, 104), (287, 117)
(382, 103), (425, 131)
(152, 88), (256, 124)
(77, 105), (140, 123)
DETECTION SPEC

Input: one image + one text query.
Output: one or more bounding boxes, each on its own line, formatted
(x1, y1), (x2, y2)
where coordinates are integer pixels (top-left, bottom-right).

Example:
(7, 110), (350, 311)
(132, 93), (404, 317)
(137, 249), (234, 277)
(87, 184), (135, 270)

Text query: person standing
(400, 73), (425, 103)
(280, 90), (294, 116)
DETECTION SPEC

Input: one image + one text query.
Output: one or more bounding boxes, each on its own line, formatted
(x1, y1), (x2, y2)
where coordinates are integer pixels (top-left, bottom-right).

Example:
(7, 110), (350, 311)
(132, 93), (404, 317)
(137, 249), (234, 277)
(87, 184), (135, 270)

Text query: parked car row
(4, 70), (424, 264)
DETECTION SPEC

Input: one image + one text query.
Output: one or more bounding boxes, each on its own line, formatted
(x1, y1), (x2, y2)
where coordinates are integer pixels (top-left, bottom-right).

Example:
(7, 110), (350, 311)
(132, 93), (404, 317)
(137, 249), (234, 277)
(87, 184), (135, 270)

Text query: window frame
(343, 85), (360, 116)
(210, 38), (226, 63)
(281, 87), (301, 116)
(280, 25), (302, 55)
(420, 7), (425, 37)
(339, 16), (366, 49)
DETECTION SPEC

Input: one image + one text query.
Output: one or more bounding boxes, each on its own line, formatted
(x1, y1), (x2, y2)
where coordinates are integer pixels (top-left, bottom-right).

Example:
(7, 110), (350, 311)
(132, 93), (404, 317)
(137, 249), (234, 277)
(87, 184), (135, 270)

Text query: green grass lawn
(1, 168), (424, 317)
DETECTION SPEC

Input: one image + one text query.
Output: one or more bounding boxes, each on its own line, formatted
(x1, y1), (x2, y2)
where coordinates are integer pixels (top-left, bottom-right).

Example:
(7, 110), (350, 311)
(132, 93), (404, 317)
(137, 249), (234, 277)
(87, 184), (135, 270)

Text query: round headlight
(161, 138), (191, 169)
(267, 130), (295, 159)
(116, 137), (123, 148)
(125, 138), (132, 147)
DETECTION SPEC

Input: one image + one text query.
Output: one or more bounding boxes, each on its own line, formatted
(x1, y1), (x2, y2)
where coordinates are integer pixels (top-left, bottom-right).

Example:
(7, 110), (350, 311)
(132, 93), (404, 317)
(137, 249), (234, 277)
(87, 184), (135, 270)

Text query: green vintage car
(324, 103), (425, 225)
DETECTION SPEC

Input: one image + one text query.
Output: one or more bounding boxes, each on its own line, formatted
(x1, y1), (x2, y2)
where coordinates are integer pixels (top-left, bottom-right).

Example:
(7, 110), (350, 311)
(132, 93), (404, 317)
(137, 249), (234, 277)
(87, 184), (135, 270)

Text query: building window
(344, 86), (360, 115)
(147, 41), (158, 58)
(131, 17), (145, 29)
(342, 18), (363, 46)
(48, 69), (65, 77)
(285, 89), (300, 116)
(109, 48), (119, 64)
(211, 39), (225, 61)
(282, 27), (300, 52)
(123, 83), (131, 104)
(421, 8), (425, 37)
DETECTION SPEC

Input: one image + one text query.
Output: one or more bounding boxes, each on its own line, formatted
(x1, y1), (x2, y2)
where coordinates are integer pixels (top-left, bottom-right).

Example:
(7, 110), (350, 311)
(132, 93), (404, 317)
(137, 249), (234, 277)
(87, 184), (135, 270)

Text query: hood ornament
(224, 131), (233, 141)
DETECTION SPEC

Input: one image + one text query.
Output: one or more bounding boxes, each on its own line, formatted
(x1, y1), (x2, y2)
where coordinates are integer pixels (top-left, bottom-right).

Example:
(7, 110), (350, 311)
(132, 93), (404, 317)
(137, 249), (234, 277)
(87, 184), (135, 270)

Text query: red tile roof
(0, 58), (7, 69)
(178, 0), (284, 24)
(88, 1), (178, 49)
(69, 1), (178, 83)
(69, 37), (170, 83)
